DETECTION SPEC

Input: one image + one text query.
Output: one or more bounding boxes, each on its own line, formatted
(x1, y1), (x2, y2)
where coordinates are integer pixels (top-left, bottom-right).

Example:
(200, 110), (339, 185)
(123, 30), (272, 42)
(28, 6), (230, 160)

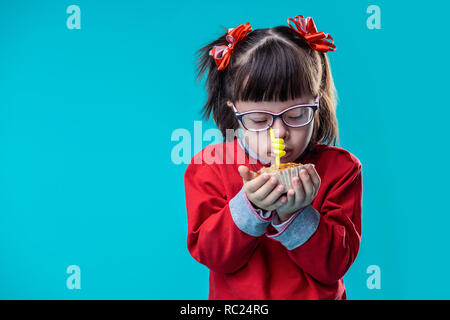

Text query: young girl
(184, 15), (363, 300)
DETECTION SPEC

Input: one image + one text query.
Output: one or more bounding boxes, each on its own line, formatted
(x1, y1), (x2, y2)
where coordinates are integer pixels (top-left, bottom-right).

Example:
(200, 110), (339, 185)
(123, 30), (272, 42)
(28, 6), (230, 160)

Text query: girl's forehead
(235, 96), (315, 113)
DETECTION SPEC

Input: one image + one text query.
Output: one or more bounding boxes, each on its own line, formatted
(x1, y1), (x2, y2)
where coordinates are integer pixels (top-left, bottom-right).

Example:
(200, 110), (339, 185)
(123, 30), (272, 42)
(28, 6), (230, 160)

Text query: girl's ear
(226, 101), (233, 108)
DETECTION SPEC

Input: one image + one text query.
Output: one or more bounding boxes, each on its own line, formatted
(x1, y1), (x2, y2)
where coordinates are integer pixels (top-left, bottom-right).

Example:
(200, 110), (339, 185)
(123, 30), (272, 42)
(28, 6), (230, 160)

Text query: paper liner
(271, 165), (307, 193)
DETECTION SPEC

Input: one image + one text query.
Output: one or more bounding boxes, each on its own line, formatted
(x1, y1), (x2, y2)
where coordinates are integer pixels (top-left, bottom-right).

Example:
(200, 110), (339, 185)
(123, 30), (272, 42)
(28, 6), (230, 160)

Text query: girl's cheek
(248, 134), (271, 160)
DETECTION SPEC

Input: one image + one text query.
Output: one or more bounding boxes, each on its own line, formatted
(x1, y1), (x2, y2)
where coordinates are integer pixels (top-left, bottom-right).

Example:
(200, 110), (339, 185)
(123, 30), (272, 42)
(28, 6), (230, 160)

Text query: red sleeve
(184, 161), (270, 274)
(267, 160), (363, 284)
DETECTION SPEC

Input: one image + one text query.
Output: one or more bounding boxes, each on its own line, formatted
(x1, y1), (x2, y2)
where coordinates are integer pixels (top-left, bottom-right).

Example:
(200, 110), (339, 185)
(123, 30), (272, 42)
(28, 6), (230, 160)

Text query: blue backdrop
(1, 0), (449, 299)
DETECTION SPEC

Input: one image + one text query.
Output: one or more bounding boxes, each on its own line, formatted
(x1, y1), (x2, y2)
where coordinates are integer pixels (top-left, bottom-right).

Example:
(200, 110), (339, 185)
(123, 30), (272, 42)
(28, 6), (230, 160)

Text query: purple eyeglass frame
(231, 95), (320, 132)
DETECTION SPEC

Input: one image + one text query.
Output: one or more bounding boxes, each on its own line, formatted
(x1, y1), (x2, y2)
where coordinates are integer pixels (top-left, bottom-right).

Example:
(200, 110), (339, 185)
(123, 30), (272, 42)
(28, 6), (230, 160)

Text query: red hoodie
(184, 138), (362, 300)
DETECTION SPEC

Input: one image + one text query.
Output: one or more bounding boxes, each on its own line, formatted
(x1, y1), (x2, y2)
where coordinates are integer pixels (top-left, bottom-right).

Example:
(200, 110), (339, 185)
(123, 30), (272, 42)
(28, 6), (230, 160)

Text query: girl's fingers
(285, 189), (295, 207)
(252, 176), (283, 202)
(306, 164), (321, 193)
(292, 176), (305, 204)
(261, 181), (285, 206)
(244, 173), (271, 194)
(299, 168), (314, 198)
(268, 193), (288, 211)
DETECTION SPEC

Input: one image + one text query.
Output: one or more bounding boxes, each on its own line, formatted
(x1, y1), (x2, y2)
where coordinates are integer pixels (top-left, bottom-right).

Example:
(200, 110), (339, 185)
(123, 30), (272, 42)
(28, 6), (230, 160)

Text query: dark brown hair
(195, 25), (339, 147)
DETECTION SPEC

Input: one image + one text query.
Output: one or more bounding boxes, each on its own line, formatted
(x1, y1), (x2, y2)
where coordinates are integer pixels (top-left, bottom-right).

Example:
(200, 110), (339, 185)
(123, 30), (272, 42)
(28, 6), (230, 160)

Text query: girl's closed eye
(289, 114), (304, 120)
(250, 119), (268, 124)
(247, 116), (270, 124)
(285, 108), (306, 119)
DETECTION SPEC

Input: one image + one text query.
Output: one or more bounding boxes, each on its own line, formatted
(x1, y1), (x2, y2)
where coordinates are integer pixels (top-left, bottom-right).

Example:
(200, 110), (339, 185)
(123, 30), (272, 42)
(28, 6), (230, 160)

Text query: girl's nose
(271, 118), (288, 139)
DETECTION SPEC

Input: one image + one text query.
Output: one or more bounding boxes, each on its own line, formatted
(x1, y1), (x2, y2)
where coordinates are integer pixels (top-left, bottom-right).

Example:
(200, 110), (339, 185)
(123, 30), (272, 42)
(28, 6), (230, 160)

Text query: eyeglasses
(231, 95), (320, 132)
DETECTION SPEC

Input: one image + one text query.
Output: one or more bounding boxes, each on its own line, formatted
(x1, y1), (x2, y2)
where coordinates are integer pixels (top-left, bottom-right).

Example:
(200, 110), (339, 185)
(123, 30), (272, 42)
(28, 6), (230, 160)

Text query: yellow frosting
(269, 128), (286, 168)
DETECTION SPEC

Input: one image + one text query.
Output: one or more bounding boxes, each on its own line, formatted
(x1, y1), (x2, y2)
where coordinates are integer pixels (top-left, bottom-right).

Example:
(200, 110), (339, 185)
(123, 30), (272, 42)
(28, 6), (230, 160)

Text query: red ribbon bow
(287, 15), (336, 52)
(209, 22), (253, 70)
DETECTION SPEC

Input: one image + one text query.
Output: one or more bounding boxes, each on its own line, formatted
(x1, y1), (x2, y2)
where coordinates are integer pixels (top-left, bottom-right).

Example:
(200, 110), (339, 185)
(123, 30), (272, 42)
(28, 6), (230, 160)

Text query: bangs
(232, 33), (320, 102)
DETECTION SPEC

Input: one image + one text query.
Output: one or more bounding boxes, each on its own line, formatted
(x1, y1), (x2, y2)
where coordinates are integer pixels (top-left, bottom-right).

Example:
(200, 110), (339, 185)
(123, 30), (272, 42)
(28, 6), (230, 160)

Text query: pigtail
(312, 52), (340, 147)
(195, 33), (239, 141)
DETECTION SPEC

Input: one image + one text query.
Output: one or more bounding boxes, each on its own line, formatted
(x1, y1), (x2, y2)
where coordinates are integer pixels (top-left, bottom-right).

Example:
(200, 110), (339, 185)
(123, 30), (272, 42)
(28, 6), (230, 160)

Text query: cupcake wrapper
(273, 165), (306, 193)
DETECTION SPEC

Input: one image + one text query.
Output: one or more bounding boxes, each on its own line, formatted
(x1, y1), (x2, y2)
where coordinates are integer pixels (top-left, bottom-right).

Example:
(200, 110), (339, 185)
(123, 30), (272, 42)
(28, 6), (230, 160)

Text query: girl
(184, 15), (363, 300)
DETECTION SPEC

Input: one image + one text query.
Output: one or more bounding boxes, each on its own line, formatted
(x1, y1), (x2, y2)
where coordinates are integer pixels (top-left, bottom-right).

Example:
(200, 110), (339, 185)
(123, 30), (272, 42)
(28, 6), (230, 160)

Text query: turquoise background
(1, 0), (449, 299)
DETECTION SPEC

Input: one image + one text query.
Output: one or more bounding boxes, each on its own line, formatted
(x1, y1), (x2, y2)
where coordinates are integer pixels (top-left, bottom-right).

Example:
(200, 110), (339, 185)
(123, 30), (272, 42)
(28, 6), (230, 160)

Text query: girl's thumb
(238, 165), (256, 182)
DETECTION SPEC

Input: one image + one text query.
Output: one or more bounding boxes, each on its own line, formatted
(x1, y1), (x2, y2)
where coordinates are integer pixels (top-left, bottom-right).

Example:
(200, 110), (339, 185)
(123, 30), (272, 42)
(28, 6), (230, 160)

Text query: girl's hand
(238, 166), (288, 212)
(276, 164), (321, 222)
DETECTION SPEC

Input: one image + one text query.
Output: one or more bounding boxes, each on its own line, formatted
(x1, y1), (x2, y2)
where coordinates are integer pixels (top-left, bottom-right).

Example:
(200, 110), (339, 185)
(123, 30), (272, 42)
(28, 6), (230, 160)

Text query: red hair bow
(287, 15), (336, 52)
(209, 22), (252, 70)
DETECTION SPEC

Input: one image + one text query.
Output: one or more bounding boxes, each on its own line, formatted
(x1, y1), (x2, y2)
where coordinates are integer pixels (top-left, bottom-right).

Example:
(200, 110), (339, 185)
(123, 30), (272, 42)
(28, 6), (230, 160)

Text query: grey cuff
(266, 205), (320, 250)
(229, 186), (274, 237)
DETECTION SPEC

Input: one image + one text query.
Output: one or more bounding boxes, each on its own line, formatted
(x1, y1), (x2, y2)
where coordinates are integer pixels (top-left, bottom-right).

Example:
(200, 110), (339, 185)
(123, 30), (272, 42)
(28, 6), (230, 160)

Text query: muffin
(255, 162), (307, 193)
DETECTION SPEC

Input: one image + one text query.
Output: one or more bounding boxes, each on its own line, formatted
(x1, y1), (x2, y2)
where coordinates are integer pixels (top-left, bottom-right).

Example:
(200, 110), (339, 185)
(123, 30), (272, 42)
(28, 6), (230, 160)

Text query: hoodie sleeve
(184, 160), (273, 275)
(266, 159), (363, 285)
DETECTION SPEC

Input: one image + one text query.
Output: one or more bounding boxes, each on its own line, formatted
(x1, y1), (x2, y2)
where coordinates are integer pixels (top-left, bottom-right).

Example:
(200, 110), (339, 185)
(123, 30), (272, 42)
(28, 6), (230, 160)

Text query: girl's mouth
(269, 149), (292, 158)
